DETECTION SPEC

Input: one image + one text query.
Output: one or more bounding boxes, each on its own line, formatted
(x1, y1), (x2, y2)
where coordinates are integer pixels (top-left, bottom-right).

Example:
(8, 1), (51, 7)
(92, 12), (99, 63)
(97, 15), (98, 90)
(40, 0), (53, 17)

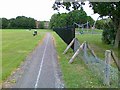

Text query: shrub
(102, 21), (116, 45)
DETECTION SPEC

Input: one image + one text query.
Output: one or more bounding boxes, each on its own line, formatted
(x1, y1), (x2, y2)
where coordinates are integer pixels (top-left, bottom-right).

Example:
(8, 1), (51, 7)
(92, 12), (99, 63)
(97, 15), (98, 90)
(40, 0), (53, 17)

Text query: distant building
(35, 21), (40, 29)
(35, 21), (49, 29)
(44, 21), (49, 29)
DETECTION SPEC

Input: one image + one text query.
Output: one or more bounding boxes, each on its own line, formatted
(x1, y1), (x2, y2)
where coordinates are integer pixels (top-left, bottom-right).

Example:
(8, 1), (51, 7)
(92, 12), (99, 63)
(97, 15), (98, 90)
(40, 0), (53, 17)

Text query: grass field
(53, 29), (119, 88)
(2, 29), (48, 83)
(76, 28), (103, 34)
(1, 29), (119, 88)
(76, 33), (119, 60)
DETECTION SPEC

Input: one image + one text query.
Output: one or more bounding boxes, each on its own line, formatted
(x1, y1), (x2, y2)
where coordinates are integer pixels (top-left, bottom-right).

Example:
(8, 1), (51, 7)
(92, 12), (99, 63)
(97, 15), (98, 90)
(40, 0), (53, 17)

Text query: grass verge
(52, 32), (114, 88)
(2, 29), (47, 82)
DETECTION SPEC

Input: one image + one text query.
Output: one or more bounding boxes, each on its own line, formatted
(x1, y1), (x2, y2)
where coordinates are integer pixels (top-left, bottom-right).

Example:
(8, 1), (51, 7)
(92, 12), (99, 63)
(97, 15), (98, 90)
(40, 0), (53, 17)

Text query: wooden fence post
(104, 50), (111, 86)
(68, 47), (80, 64)
(63, 38), (75, 54)
(74, 38), (80, 53)
(83, 42), (88, 63)
(87, 43), (99, 63)
(68, 42), (85, 64)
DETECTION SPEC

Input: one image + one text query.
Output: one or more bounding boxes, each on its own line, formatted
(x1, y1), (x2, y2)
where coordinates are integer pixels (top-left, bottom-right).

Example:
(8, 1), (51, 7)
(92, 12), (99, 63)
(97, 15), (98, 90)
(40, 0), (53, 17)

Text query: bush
(102, 21), (116, 45)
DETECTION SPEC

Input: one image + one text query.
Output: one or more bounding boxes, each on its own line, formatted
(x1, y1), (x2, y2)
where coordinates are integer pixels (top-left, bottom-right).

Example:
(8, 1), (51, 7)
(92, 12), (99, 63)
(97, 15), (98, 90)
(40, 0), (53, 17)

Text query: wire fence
(75, 28), (103, 35)
(72, 38), (119, 87)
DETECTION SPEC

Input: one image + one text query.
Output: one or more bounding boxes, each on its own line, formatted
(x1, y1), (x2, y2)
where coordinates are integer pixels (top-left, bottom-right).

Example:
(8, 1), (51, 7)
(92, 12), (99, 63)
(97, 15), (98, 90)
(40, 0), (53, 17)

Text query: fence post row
(63, 38), (119, 86)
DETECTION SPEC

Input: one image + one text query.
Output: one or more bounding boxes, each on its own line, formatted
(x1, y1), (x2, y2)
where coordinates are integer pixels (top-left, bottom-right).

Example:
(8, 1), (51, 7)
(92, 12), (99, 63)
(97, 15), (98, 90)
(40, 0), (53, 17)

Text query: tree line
(52, 1), (120, 48)
(49, 9), (94, 29)
(1, 16), (36, 29)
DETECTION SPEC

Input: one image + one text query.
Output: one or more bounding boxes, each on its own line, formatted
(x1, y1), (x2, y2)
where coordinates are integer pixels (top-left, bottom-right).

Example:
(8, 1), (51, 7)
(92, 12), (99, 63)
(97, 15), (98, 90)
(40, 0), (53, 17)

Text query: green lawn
(76, 33), (119, 60)
(1, 29), (119, 88)
(2, 29), (47, 83)
(76, 28), (103, 34)
(52, 31), (119, 88)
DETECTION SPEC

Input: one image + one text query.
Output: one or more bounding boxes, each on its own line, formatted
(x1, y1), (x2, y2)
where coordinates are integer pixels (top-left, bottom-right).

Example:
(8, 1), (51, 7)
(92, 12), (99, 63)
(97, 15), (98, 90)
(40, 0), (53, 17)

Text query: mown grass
(2, 29), (48, 83)
(76, 33), (119, 62)
(53, 28), (119, 88)
(52, 32), (114, 88)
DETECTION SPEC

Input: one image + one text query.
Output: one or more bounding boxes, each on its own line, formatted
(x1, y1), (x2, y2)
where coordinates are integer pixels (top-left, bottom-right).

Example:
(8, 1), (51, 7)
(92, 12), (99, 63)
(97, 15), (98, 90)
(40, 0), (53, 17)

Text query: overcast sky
(0, 0), (100, 21)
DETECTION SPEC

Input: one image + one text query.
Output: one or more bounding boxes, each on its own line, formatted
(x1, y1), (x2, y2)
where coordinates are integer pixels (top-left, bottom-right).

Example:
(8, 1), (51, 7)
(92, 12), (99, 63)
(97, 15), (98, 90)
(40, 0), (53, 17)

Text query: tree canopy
(50, 9), (94, 29)
(2, 16), (36, 29)
(52, 1), (120, 48)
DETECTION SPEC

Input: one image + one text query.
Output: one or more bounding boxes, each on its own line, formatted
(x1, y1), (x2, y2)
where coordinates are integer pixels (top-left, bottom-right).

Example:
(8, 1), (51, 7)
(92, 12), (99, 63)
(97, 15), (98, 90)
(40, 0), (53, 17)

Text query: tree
(39, 21), (45, 29)
(50, 13), (68, 28)
(2, 16), (36, 29)
(50, 9), (94, 29)
(2, 18), (9, 29)
(0, 18), (2, 29)
(91, 2), (120, 48)
(96, 19), (107, 29)
(15, 16), (36, 29)
(9, 18), (16, 28)
(52, 1), (120, 48)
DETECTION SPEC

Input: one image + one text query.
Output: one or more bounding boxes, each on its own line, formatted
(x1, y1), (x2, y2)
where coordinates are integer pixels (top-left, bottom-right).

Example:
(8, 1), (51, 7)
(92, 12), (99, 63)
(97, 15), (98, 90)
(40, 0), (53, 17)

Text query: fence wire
(74, 38), (119, 87)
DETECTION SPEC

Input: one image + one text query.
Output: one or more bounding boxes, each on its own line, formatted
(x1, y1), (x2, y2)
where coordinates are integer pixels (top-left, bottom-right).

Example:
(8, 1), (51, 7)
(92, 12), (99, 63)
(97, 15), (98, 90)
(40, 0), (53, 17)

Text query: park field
(1, 29), (119, 88)
(75, 28), (119, 59)
(1, 29), (48, 83)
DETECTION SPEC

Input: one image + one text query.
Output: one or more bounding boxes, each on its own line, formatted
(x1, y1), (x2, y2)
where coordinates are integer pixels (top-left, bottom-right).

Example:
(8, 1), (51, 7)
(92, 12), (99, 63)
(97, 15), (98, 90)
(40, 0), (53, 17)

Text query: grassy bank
(53, 31), (118, 88)
(53, 32), (109, 88)
(2, 29), (47, 82)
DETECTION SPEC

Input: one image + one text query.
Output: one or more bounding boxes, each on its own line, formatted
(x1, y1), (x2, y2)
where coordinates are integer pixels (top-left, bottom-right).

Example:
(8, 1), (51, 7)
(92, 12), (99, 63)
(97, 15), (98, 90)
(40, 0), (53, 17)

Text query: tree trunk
(114, 23), (120, 48)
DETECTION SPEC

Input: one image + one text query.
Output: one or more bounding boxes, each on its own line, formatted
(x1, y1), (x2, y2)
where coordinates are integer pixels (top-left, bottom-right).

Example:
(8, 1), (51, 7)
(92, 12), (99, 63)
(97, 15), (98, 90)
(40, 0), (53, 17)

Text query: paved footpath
(13, 33), (64, 88)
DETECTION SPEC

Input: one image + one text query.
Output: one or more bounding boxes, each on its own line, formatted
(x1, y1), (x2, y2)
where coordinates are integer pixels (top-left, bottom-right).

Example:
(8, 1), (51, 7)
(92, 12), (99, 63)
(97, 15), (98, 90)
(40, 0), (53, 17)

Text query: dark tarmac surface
(11, 33), (64, 88)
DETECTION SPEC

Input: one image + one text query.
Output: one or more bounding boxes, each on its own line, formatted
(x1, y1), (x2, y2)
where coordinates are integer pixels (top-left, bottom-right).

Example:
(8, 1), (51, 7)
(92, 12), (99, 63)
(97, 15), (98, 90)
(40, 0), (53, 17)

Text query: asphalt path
(12, 33), (64, 88)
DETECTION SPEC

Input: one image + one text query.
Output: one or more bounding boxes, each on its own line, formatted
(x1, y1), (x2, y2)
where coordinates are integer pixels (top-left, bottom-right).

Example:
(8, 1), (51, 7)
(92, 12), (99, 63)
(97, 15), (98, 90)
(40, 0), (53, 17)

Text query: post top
(106, 50), (111, 53)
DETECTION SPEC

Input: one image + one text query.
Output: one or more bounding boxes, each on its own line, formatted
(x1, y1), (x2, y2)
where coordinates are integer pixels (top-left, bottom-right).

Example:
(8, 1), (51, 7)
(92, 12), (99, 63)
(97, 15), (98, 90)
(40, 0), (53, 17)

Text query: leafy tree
(49, 14), (58, 29)
(39, 21), (45, 29)
(9, 18), (16, 29)
(87, 16), (94, 27)
(102, 20), (116, 45)
(50, 13), (68, 28)
(91, 2), (120, 48)
(2, 18), (9, 29)
(52, 1), (120, 48)
(68, 9), (87, 25)
(96, 19), (107, 29)
(15, 16), (36, 29)
(2, 16), (36, 29)
(50, 9), (94, 29)
(0, 18), (2, 29)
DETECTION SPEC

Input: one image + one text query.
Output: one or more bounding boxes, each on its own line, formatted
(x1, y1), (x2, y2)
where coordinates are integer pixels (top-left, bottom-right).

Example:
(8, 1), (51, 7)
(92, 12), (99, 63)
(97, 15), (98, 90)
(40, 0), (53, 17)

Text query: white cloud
(82, 1), (100, 21)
